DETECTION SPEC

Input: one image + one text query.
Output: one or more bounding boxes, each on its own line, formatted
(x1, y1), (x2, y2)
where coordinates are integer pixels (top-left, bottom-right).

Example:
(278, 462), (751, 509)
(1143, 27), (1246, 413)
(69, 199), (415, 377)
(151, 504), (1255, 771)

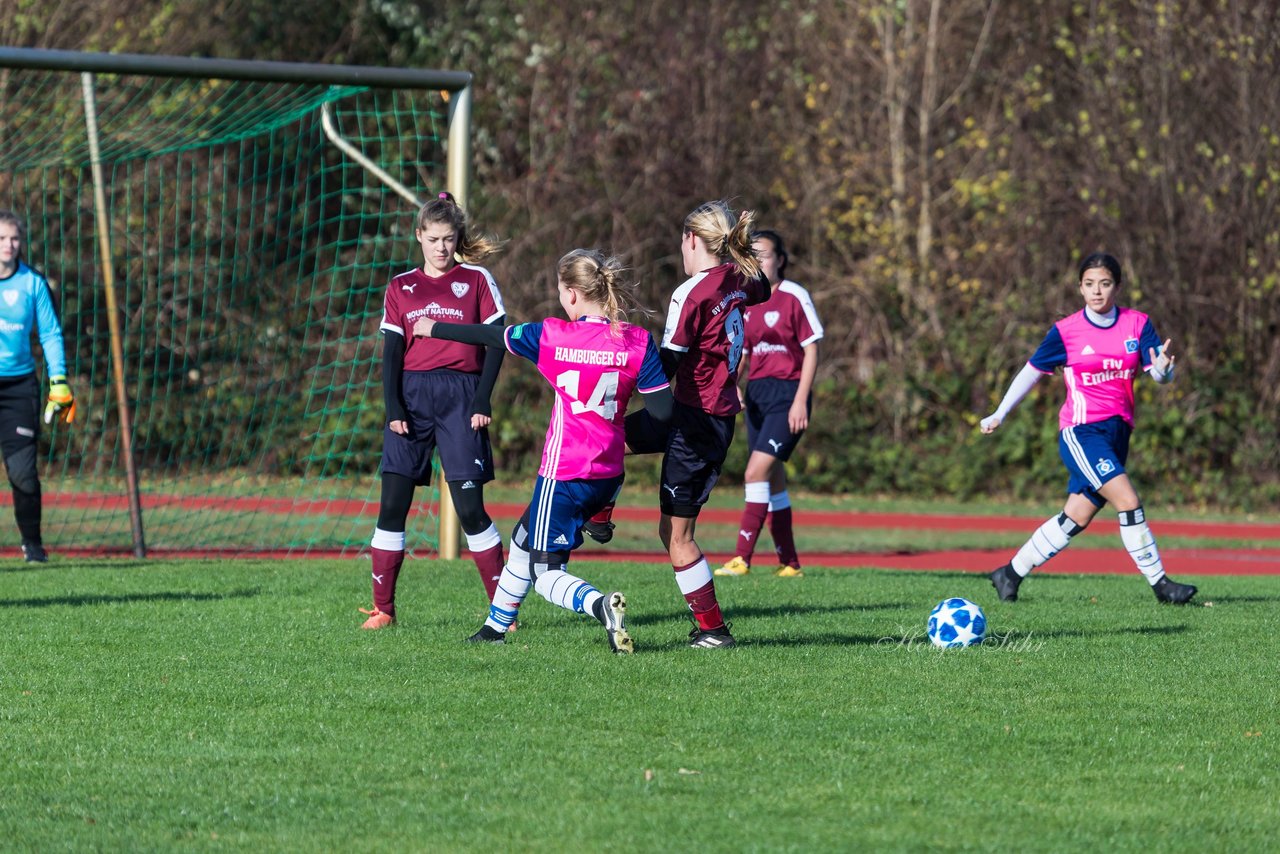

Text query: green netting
(0, 64), (450, 556)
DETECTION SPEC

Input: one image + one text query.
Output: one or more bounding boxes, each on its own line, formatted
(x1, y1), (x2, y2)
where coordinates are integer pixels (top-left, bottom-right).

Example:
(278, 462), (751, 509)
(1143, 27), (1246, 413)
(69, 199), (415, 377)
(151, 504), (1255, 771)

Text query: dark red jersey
(660, 263), (766, 416)
(380, 264), (505, 373)
(743, 280), (824, 381)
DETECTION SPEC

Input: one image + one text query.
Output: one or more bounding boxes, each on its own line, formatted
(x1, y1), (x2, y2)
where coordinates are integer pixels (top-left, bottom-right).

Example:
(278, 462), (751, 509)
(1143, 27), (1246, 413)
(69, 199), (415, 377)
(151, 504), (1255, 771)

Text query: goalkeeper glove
(44, 376), (76, 424)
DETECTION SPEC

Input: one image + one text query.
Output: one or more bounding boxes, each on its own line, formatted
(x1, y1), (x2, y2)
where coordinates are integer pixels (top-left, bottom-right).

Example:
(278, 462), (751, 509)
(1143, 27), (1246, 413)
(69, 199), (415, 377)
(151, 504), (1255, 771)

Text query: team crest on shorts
(764, 311), (781, 328)
(1124, 337), (1139, 353)
(451, 281), (470, 298)
(1095, 457), (1115, 476)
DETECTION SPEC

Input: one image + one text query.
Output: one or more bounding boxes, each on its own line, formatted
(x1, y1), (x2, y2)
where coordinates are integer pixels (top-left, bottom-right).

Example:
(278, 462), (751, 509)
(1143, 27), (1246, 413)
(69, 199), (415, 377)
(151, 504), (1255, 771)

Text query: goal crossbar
(0, 47), (472, 90)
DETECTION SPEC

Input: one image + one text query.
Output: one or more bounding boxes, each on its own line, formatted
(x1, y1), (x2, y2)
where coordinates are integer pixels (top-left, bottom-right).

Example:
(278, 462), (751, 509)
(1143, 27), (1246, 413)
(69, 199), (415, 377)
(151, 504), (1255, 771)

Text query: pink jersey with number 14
(504, 316), (669, 480)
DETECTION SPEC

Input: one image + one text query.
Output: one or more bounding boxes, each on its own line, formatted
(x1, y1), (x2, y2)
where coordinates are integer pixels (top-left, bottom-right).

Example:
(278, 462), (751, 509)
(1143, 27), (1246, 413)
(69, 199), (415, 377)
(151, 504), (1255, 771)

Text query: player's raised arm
(980, 363), (1045, 433)
(423, 319), (508, 348)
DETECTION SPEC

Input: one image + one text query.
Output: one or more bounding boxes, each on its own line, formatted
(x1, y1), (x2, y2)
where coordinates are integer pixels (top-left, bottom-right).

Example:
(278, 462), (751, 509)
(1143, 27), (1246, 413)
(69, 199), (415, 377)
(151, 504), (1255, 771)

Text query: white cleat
(602, 591), (633, 654)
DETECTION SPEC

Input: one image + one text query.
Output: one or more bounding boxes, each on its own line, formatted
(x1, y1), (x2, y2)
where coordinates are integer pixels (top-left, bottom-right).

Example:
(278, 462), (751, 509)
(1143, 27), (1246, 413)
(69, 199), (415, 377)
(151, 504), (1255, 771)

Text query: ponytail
(557, 248), (649, 332)
(682, 200), (761, 279)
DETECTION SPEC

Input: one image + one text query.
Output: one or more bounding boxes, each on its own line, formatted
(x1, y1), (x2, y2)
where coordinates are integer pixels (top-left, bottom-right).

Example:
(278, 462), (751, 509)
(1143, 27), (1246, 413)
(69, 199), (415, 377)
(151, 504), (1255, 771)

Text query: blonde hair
(683, 200), (760, 279)
(415, 192), (502, 264)
(557, 248), (645, 331)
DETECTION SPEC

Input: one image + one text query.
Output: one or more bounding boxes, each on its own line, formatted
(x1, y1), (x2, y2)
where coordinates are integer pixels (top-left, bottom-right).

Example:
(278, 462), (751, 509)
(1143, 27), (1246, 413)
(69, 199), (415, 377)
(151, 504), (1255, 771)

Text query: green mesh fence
(0, 58), (455, 557)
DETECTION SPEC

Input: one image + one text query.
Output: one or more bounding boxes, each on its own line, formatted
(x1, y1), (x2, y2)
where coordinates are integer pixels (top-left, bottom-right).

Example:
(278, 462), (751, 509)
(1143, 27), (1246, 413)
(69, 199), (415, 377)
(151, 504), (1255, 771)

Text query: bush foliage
(3, 0), (1278, 508)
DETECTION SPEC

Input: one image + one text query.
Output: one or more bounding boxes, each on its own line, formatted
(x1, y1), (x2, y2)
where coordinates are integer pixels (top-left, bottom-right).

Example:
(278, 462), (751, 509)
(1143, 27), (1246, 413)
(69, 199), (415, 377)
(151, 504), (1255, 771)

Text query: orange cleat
(358, 607), (395, 630)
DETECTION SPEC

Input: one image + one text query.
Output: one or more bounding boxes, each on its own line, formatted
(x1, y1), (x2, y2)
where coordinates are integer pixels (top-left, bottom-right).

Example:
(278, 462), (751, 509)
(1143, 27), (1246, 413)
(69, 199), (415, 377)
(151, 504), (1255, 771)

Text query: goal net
(0, 49), (471, 557)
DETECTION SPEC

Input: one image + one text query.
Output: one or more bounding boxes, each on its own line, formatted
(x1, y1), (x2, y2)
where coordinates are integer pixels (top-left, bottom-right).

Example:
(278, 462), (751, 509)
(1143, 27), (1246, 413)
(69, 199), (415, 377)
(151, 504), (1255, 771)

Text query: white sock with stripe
(533, 566), (603, 617)
(1118, 507), (1165, 585)
(1011, 512), (1085, 577)
(484, 542), (531, 633)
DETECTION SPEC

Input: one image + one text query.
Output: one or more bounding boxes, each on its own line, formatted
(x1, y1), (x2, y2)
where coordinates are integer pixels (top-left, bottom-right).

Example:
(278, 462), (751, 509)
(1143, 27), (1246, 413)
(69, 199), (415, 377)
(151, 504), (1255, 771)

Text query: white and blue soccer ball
(927, 597), (987, 648)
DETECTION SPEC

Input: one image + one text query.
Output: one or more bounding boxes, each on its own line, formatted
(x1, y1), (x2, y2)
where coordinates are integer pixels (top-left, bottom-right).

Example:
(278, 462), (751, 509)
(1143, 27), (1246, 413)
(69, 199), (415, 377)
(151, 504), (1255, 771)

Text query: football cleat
(466, 625), (506, 644)
(21, 541), (48, 563)
(990, 562), (1022, 602)
(582, 519), (615, 544)
(774, 565), (804, 578)
(1153, 576), (1197, 605)
(358, 607), (395, 630)
(601, 591), (633, 654)
(714, 556), (750, 577)
(688, 624), (736, 649)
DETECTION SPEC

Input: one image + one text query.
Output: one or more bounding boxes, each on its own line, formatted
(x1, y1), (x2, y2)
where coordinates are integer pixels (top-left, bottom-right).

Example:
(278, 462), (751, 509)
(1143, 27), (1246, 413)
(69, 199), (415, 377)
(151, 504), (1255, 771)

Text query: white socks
(1119, 507), (1165, 585)
(1011, 512), (1084, 577)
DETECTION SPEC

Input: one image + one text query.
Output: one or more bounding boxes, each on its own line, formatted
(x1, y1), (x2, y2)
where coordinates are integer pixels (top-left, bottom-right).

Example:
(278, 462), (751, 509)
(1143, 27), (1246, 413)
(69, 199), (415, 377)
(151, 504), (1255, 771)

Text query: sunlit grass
(1, 557), (1275, 850)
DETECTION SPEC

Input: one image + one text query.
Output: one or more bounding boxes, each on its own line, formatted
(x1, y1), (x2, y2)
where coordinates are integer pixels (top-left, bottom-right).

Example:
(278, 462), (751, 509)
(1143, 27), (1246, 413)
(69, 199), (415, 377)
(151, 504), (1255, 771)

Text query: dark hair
(0, 210), (25, 239)
(415, 192), (501, 263)
(1078, 252), (1122, 285)
(752, 229), (788, 279)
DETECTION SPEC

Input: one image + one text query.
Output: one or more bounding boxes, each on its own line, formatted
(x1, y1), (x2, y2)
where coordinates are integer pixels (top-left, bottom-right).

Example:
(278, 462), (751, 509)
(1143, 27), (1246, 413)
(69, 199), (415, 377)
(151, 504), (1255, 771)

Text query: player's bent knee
(5, 446), (39, 495)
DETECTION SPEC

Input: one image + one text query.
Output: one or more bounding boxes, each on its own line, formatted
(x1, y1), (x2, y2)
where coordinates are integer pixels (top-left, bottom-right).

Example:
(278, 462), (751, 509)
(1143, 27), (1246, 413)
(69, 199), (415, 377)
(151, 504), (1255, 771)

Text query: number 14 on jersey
(556, 370), (620, 419)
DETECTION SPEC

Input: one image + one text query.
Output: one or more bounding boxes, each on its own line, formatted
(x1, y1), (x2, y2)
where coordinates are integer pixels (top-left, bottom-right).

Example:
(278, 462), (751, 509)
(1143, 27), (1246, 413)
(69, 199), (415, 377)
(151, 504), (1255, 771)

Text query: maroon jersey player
(716, 229), (823, 579)
(360, 193), (507, 630)
(613, 200), (768, 648)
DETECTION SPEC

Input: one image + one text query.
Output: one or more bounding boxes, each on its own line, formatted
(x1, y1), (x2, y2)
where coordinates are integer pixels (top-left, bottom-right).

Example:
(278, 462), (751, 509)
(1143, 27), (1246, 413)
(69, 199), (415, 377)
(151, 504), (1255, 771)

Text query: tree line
(4, 0), (1278, 508)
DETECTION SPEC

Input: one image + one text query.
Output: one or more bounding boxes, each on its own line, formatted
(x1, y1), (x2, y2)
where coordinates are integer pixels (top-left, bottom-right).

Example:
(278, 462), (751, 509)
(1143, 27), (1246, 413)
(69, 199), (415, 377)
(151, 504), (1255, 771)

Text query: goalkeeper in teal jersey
(0, 211), (73, 562)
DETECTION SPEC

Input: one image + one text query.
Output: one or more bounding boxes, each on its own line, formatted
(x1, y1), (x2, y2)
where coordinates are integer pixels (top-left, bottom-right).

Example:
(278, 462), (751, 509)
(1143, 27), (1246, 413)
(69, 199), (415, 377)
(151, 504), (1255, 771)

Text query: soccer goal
(0, 47), (472, 559)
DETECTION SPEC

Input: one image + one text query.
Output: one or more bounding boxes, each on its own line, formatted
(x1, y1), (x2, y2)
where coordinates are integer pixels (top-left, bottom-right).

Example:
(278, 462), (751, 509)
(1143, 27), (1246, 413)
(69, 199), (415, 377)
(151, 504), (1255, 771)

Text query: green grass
(1, 557), (1275, 851)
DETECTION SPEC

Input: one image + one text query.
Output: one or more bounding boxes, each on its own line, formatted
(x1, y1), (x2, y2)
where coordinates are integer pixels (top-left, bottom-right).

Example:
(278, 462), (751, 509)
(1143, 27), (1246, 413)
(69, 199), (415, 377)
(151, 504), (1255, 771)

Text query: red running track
(22, 492), (1280, 574)
(24, 492), (1280, 541)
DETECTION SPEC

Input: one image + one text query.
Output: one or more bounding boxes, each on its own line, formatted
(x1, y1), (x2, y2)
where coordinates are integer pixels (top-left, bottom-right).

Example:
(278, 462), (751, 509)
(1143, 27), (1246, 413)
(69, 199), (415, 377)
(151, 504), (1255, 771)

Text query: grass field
(2, 556), (1276, 851)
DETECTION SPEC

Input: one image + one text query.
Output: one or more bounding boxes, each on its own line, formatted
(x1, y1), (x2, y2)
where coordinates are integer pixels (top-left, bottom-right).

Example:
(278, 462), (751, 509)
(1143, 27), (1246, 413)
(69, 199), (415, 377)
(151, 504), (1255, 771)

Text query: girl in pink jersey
(981, 253), (1197, 604)
(360, 193), (508, 630)
(417, 249), (673, 653)
(716, 230), (823, 579)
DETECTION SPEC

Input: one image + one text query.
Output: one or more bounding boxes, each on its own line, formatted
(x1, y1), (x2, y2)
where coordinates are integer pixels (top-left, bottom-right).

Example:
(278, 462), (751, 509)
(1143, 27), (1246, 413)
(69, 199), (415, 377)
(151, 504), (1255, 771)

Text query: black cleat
(689, 624), (736, 649)
(21, 542), (48, 563)
(466, 625), (506, 644)
(582, 519), (615, 544)
(990, 562), (1022, 602)
(1153, 576), (1197, 604)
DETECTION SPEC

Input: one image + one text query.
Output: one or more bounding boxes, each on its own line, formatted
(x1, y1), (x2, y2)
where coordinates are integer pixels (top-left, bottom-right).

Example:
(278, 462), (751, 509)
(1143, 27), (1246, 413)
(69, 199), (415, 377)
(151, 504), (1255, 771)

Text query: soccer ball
(927, 597), (987, 648)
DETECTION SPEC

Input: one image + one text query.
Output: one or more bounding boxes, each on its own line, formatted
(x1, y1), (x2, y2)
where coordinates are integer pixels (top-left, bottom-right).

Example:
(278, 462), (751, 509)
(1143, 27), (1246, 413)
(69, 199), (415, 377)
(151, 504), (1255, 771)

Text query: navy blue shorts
(745, 378), (808, 462)
(1058, 416), (1131, 508)
(625, 401), (735, 517)
(519, 474), (625, 559)
(663, 402), (736, 518)
(381, 370), (494, 485)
